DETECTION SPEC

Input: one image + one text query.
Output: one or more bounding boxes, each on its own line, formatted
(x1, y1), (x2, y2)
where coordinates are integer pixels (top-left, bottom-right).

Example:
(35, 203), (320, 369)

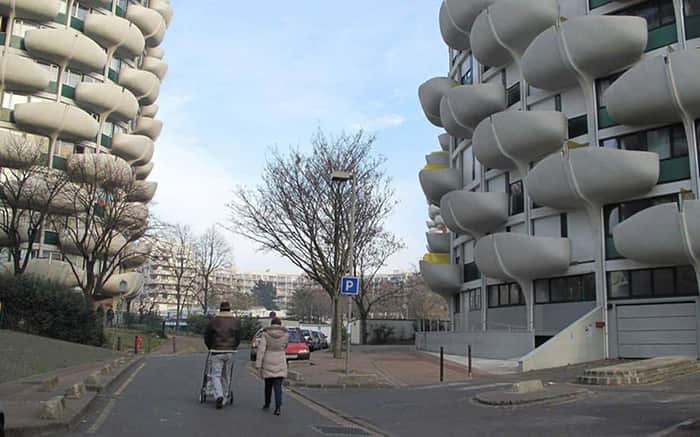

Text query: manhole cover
(314, 425), (371, 436)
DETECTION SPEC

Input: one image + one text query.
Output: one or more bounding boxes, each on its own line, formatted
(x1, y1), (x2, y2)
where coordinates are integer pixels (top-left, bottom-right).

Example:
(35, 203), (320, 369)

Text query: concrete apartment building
(419, 0), (700, 369)
(229, 272), (314, 311)
(0, 0), (171, 303)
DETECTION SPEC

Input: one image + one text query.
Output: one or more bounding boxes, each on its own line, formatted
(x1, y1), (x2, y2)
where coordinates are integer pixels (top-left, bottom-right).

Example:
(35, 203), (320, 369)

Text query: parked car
(318, 332), (329, 349)
(250, 328), (311, 361)
(309, 331), (322, 351)
(300, 329), (313, 349)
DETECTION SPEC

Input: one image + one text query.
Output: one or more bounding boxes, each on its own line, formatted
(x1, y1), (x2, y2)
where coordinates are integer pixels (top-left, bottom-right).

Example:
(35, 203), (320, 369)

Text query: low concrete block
(64, 383), (87, 400)
(337, 374), (378, 386)
(85, 372), (104, 392)
(100, 364), (112, 376)
(40, 376), (60, 392)
(287, 370), (304, 382)
(39, 396), (65, 420)
(513, 379), (544, 394)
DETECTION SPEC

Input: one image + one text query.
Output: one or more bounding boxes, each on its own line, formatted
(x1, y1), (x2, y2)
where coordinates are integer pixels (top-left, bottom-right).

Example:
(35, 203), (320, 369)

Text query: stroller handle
(209, 349), (238, 353)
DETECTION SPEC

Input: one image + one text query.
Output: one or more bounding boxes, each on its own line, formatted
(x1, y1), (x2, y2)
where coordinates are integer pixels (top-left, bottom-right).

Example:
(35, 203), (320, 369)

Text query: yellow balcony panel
(0, 0), (60, 22)
(25, 28), (108, 74)
(14, 101), (98, 142)
(418, 77), (458, 127)
(426, 150), (450, 168)
(84, 13), (145, 59)
(75, 82), (139, 122)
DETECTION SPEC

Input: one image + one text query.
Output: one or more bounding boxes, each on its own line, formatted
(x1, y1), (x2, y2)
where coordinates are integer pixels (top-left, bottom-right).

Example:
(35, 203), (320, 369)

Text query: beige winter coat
(255, 325), (288, 379)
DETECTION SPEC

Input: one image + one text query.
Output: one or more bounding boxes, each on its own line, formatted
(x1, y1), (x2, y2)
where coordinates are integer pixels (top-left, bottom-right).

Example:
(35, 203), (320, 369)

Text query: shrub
(240, 316), (261, 341)
(371, 324), (395, 345)
(187, 314), (211, 335)
(0, 274), (104, 346)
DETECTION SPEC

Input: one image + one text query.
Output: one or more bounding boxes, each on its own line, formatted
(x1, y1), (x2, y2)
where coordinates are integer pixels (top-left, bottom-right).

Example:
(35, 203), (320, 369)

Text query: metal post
(117, 337), (121, 352)
(440, 346), (444, 382)
(134, 336), (138, 354)
(345, 176), (357, 376)
(172, 336), (176, 354)
(468, 345), (472, 378)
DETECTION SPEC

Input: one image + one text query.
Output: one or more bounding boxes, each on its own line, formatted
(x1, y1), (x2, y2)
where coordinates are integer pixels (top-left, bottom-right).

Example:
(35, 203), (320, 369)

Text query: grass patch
(103, 328), (165, 353)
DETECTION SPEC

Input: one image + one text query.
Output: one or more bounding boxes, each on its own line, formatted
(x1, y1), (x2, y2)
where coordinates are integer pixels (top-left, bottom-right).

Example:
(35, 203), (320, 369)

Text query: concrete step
(578, 356), (700, 385)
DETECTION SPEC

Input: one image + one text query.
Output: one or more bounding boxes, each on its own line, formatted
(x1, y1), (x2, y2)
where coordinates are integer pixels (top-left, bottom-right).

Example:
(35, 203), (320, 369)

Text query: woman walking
(255, 318), (288, 415)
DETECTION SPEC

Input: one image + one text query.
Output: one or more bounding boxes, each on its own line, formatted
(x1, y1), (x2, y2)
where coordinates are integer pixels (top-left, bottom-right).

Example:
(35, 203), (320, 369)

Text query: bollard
(468, 345), (472, 378)
(116, 337), (121, 352)
(134, 336), (138, 354)
(440, 346), (444, 382)
(147, 336), (151, 353)
(172, 336), (176, 353)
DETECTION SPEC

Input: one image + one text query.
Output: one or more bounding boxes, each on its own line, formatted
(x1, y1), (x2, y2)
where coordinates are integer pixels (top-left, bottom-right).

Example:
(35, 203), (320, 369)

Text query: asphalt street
(61, 352), (349, 437)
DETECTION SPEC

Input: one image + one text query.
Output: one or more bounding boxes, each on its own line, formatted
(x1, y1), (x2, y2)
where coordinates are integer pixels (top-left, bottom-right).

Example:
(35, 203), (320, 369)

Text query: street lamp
(331, 170), (356, 376)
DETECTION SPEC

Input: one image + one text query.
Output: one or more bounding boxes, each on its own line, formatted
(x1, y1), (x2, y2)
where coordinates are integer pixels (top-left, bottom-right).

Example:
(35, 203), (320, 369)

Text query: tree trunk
(332, 295), (343, 359)
(360, 313), (368, 345)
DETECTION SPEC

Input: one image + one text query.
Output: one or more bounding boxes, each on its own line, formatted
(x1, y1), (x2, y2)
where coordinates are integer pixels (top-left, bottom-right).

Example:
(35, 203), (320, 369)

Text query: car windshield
(288, 330), (304, 343)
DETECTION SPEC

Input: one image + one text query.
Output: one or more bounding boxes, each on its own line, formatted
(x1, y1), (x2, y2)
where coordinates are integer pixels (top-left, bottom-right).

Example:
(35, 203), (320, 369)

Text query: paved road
(62, 351), (348, 437)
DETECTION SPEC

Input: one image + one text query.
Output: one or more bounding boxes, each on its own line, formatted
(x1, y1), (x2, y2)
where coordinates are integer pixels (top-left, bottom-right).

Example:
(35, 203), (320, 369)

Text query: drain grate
(313, 425), (371, 436)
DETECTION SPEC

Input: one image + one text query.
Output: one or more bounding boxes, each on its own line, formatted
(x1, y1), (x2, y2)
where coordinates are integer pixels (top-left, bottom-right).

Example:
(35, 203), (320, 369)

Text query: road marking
(411, 381), (510, 391)
(86, 398), (115, 435)
(648, 419), (696, 437)
(114, 362), (146, 396)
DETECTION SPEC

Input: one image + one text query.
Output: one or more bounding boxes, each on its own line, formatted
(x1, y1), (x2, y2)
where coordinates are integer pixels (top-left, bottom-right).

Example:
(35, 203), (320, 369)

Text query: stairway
(578, 356), (700, 385)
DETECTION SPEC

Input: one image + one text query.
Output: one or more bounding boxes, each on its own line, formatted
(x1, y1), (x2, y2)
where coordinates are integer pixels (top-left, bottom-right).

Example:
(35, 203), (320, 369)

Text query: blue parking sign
(341, 276), (360, 295)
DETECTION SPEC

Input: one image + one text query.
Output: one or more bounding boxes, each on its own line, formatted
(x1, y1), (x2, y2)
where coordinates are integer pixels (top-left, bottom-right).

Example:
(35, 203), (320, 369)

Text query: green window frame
(607, 266), (699, 299)
(464, 262), (481, 282)
(535, 274), (596, 304)
(614, 0), (677, 52)
(43, 230), (59, 245)
(567, 115), (588, 139)
(468, 288), (482, 311)
(507, 82), (521, 107)
(487, 283), (525, 308)
(685, 0), (700, 38)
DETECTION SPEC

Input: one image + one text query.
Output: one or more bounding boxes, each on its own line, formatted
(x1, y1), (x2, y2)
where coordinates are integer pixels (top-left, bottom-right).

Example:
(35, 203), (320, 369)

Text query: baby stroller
(199, 350), (236, 407)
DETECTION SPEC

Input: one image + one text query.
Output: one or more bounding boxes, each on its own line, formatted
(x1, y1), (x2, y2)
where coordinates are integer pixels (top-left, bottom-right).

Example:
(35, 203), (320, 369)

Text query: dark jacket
(204, 312), (241, 350)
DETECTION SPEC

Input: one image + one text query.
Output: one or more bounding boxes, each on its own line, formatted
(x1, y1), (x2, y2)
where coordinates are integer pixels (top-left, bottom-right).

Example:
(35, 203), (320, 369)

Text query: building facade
(419, 0), (700, 364)
(229, 272), (314, 311)
(0, 0), (172, 303)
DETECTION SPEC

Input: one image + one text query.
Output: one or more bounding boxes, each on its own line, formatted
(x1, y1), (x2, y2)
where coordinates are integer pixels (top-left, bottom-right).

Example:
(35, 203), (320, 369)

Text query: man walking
(204, 302), (241, 409)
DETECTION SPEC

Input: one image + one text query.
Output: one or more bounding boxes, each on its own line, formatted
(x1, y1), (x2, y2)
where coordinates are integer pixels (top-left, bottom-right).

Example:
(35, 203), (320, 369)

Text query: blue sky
(151, 1), (447, 273)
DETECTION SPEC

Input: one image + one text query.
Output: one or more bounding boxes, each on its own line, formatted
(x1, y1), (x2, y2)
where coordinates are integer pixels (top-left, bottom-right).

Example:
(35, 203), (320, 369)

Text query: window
(615, 0), (677, 51)
(607, 266), (699, 299)
(464, 262), (481, 282)
(508, 179), (524, 215)
(554, 94), (562, 112)
(567, 115), (588, 139)
(454, 294), (461, 314)
(461, 55), (473, 85)
(487, 282), (525, 307)
(602, 125), (689, 183)
(43, 230), (59, 245)
(468, 287), (482, 311)
(507, 83), (521, 107)
(560, 213), (568, 238)
(596, 73), (623, 129)
(535, 274), (596, 304)
(590, 0), (613, 8)
(686, 0), (700, 38)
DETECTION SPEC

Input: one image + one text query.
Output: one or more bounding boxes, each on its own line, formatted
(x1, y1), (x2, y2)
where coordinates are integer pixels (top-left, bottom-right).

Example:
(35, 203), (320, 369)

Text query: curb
(5, 355), (146, 437)
(286, 381), (392, 389)
(474, 387), (587, 407)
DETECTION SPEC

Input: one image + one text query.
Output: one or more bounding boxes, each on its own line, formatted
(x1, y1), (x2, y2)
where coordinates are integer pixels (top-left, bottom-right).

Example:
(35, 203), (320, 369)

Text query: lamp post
(331, 170), (356, 376)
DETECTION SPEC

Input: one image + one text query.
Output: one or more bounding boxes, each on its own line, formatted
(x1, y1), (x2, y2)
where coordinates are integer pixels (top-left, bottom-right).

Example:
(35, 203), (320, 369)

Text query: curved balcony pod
(521, 16), (647, 91)
(418, 77), (458, 127)
(438, 133), (451, 152)
(127, 180), (157, 203)
(0, 135), (41, 169)
(439, 0), (495, 50)
(475, 233), (571, 281)
(419, 167), (461, 205)
(527, 148), (659, 211)
(83, 14), (145, 60)
(102, 272), (144, 297)
(140, 103), (159, 118)
(75, 82), (139, 123)
(24, 29), (108, 74)
(58, 224), (98, 256)
(0, 217), (33, 246)
(125, 4), (166, 48)
(146, 47), (165, 60)
(426, 151), (449, 167)
(121, 240), (151, 269)
(21, 259), (82, 288)
(0, 52), (51, 93)
(605, 50), (700, 127)
(116, 202), (149, 228)
(0, 0), (60, 22)
(612, 202), (700, 266)
(133, 161), (153, 180)
(66, 153), (133, 188)
(105, 232), (128, 257)
(426, 231), (451, 253)
(14, 102), (99, 142)
(149, 0), (173, 27)
(470, 0), (559, 68)
(119, 67), (160, 106)
(441, 190), (508, 236)
(132, 117), (162, 141)
(141, 56), (167, 81)
(420, 261), (462, 299)
(47, 181), (85, 216)
(439, 83), (506, 139)
(111, 133), (154, 166)
(428, 204), (441, 220)
(473, 111), (567, 171)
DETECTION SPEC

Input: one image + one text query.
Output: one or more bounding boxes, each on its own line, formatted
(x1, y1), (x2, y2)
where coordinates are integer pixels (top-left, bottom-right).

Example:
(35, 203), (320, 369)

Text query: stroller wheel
(228, 391), (234, 406)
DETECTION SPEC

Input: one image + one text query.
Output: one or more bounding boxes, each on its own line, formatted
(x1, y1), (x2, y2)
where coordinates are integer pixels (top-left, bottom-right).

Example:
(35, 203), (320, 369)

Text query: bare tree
(289, 284), (332, 323)
(228, 129), (398, 358)
(0, 135), (70, 274)
(193, 225), (232, 314)
(404, 273), (448, 320)
(156, 223), (198, 330)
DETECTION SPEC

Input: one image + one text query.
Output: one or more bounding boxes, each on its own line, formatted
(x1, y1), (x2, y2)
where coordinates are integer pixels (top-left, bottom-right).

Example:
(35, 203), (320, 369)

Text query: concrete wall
(534, 301), (597, 336)
(351, 319), (415, 345)
(519, 306), (605, 372)
(487, 306), (527, 330)
(416, 330), (534, 359)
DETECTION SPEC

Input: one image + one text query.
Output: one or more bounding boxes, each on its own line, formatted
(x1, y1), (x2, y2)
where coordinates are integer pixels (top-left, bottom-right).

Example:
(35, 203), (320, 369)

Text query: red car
(250, 328), (310, 361)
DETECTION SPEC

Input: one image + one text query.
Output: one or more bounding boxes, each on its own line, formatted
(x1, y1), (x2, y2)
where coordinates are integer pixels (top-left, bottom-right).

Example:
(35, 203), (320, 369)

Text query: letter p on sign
(341, 276), (360, 295)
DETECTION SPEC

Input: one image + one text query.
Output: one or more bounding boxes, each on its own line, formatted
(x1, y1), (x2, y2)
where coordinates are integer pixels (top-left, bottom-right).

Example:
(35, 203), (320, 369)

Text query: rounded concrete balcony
(134, 162), (153, 180)
(25, 29), (108, 74)
(439, 0), (495, 50)
(140, 103), (159, 118)
(0, 220), (31, 246)
(426, 151), (449, 167)
(102, 272), (144, 297)
(475, 233), (570, 281)
(420, 258), (462, 299)
(66, 153), (133, 188)
(49, 182), (83, 216)
(606, 50), (700, 127)
(426, 231), (451, 253)
(527, 147), (659, 210)
(121, 240), (151, 269)
(0, 135), (41, 169)
(0, 53), (50, 93)
(112, 133), (154, 166)
(119, 67), (160, 105)
(146, 47), (165, 59)
(22, 259), (82, 288)
(149, 0), (173, 26)
(419, 77), (458, 127)
(440, 190), (508, 236)
(125, 4), (166, 48)
(470, 0), (558, 68)
(75, 82), (139, 122)
(127, 180), (157, 203)
(439, 83), (506, 139)
(132, 117), (163, 140)
(522, 16), (647, 91)
(0, 0), (60, 22)
(14, 102), (98, 142)
(419, 167), (461, 205)
(84, 14), (145, 59)
(141, 56), (168, 81)
(473, 111), (567, 170)
(116, 202), (149, 228)
(428, 204), (441, 219)
(438, 133), (451, 152)
(59, 225), (96, 256)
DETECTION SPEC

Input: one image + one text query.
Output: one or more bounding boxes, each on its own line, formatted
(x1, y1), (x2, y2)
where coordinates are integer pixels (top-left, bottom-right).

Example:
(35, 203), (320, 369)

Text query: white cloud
(350, 114), (406, 132)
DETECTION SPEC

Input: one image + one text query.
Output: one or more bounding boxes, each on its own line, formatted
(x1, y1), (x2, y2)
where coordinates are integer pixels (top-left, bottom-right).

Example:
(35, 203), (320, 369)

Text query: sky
(150, 1), (447, 274)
